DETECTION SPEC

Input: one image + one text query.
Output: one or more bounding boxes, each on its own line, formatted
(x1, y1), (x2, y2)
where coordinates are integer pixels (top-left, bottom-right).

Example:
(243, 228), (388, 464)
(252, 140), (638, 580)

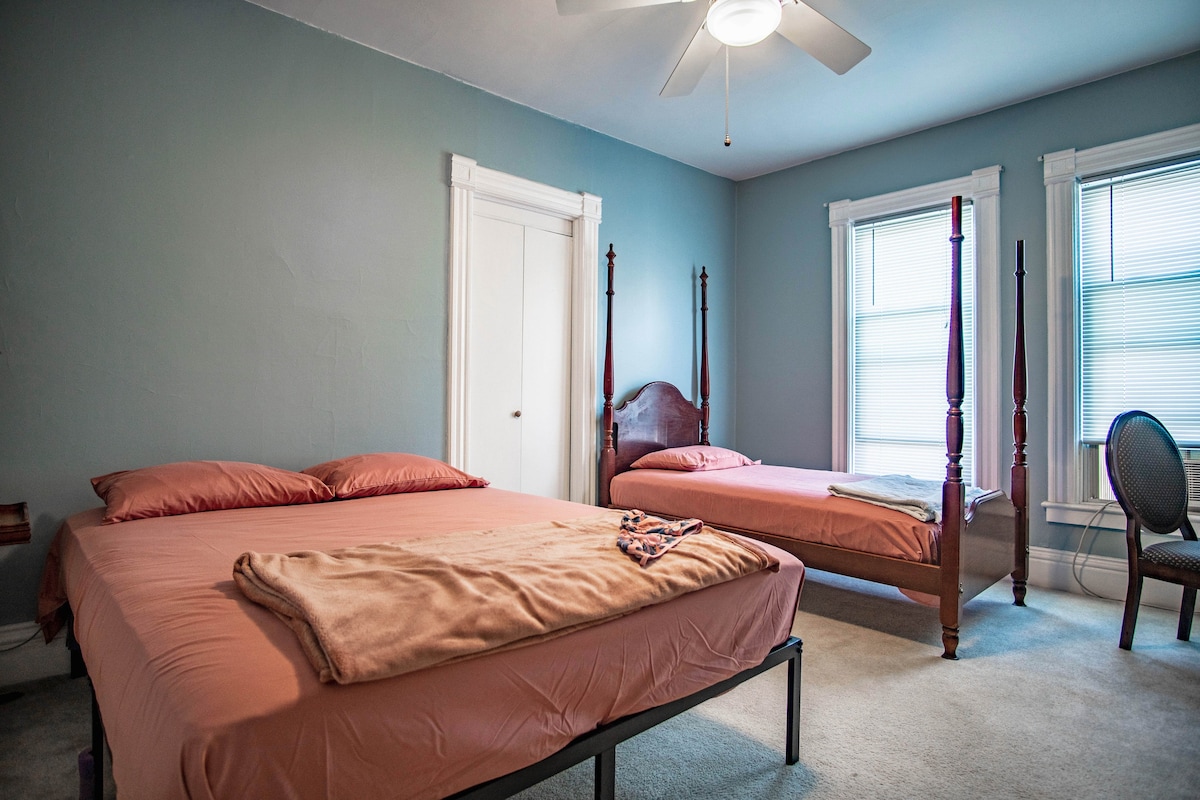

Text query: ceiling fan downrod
(724, 46), (731, 146)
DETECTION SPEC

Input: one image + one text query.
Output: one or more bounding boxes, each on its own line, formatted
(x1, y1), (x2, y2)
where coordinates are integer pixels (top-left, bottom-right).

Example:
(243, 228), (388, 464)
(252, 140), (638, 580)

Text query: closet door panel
(466, 214), (525, 491)
(520, 226), (573, 500)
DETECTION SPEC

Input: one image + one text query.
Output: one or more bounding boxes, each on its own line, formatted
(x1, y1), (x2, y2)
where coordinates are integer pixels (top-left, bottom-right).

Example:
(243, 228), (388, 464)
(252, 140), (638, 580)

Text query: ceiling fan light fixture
(705, 0), (781, 47)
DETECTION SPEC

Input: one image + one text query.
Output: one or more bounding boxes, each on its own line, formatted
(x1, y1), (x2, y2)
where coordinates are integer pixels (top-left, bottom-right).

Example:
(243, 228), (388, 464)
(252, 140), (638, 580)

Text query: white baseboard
(1, 547), (1189, 687)
(0, 622), (70, 689)
(1027, 545), (1191, 613)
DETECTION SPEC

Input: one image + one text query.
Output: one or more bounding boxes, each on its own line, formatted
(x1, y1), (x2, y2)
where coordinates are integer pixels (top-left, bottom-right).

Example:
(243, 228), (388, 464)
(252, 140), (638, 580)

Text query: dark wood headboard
(608, 381), (705, 476)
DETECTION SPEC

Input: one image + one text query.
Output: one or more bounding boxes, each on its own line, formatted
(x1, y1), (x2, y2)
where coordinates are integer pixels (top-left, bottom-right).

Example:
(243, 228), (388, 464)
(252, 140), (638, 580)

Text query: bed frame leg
(66, 609), (88, 680)
(90, 680), (106, 800)
(786, 640), (802, 764)
(940, 627), (960, 660)
(1012, 577), (1028, 607)
(594, 747), (616, 800)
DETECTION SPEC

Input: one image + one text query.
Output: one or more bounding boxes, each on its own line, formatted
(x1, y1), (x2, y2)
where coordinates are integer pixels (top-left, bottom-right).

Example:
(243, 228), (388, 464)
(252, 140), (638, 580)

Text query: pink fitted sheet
(41, 487), (803, 800)
(610, 465), (940, 563)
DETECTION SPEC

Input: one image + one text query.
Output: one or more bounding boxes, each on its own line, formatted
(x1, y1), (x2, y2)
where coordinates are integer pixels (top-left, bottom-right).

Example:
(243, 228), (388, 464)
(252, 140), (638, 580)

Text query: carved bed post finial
(600, 244), (617, 507)
(941, 195), (966, 660)
(1011, 240), (1029, 606)
(700, 267), (711, 446)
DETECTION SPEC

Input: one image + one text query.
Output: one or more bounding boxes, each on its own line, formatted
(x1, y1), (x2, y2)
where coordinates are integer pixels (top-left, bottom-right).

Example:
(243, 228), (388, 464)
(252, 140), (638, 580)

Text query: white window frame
(829, 166), (1003, 490)
(1043, 122), (1200, 529)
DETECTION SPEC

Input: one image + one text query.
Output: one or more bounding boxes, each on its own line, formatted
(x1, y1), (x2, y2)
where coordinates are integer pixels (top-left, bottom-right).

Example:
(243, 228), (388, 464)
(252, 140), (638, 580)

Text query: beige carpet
(3, 572), (1198, 799)
(511, 572), (1200, 800)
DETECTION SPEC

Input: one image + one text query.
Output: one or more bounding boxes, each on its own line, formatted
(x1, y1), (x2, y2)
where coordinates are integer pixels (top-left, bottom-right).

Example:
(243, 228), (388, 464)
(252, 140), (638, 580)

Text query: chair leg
(1120, 574), (1143, 650)
(1178, 587), (1196, 642)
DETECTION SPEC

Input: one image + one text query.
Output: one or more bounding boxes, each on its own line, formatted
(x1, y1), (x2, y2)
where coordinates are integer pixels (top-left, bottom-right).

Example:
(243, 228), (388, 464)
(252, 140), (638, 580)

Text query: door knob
(512, 410), (522, 418)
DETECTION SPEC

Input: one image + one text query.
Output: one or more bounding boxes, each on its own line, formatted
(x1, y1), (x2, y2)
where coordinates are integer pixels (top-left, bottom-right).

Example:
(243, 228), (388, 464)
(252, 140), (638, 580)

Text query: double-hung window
(829, 166), (1003, 489)
(849, 205), (977, 482)
(1043, 123), (1200, 526)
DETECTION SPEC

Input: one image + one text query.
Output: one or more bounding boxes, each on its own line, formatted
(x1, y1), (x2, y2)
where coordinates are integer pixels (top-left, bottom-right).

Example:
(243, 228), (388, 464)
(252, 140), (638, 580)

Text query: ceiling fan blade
(556, 0), (687, 15)
(660, 22), (721, 97)
(776, 0), (871, 75)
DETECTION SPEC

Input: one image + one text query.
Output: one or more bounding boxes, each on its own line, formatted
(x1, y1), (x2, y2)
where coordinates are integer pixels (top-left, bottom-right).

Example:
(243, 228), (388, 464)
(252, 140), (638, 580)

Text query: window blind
(850, 204), (975, 483)
(1079, 158), (1200, 446)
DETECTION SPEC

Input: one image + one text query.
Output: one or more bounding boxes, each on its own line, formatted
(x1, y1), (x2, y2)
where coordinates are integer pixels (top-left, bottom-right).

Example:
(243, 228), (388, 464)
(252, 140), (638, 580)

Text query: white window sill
(1044, 501), (1200, 532)
(1043, 501), (1126, 531)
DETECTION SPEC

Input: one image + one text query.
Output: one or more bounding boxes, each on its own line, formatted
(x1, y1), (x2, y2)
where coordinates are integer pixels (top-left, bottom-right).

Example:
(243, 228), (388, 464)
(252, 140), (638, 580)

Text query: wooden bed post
(699, 267), (711, 446)
(1011, 240), (1030, 606)
(599, 245), (617, 508)
(940, 196), (966, 660)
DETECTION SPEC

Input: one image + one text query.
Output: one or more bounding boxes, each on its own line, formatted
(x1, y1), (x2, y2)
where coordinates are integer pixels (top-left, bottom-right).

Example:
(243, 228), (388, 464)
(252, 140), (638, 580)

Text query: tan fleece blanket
(233, 511), (778, 684)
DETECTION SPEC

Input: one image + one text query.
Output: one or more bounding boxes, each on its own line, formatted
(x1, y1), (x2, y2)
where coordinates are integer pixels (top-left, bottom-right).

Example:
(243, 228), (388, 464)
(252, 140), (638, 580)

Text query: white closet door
(466, 201), (573, 498)
(520, 226), (572, 499)
(467, 213), (525, 491)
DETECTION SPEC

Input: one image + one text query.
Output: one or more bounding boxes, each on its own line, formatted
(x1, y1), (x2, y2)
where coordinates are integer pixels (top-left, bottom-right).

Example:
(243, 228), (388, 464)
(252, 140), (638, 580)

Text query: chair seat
(1143, 539), (1200, 571)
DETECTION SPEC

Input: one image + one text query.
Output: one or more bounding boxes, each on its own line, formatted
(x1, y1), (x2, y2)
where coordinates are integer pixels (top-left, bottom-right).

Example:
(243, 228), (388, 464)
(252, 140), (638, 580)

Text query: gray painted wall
(734, 51), (1200, 559)
(0, 0), (736, 625)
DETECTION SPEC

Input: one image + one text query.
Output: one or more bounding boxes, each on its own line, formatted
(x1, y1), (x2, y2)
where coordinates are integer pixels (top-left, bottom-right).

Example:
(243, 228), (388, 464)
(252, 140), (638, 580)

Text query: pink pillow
(91, 461), (334, 524)
(302, 453), (488, 499)
(630, 445), (758, 472)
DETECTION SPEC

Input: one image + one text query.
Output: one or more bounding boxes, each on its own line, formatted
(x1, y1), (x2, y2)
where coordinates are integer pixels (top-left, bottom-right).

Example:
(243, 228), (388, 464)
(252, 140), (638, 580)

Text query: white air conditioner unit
(1097, 444), (1200, 515)
(1183, 449), (1200, 512)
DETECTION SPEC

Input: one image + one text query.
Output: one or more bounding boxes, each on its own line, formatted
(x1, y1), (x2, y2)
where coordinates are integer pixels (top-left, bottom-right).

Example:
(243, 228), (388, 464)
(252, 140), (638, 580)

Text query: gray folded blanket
(828, 475), (988, 522)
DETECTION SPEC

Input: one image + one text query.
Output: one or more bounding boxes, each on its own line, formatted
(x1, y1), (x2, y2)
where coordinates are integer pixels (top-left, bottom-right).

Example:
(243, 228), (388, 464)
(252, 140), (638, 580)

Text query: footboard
(960, 491), (1020, 605)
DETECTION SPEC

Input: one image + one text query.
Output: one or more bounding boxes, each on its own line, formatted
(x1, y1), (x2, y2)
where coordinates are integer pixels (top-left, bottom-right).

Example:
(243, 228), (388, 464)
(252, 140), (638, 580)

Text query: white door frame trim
(448, 154), (602, 504)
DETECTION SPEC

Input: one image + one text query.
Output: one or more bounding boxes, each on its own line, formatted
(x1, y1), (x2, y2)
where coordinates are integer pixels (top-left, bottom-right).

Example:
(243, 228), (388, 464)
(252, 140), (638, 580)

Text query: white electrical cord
(1071, 500), (1117, 598)
(0, 626), (43, 653)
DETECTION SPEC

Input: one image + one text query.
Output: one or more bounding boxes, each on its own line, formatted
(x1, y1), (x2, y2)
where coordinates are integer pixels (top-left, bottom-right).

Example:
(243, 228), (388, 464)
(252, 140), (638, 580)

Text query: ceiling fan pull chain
(724, 46), (731, 147)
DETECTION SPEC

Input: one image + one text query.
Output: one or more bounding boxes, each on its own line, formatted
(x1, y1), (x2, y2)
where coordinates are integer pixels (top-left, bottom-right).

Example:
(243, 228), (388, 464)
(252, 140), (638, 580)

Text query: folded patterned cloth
(618, 509), (704, 566)
(827, 475), (988, 522)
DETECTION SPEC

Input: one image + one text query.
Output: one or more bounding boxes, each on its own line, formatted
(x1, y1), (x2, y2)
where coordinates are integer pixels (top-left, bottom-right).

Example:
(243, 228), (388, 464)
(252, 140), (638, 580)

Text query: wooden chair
(1105, 410), (1200, 650)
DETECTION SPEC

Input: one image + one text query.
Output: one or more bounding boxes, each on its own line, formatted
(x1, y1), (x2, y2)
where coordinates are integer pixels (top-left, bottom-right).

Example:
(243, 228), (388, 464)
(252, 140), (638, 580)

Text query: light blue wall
(734, 51), (1200, 557)
(0, 0), (736, 625)
(3, 0), (1196, 630)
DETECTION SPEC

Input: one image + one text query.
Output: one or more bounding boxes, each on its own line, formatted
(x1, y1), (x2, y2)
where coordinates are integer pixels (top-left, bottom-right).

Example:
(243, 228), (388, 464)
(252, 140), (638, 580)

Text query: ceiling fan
(557, 0), (871, 97)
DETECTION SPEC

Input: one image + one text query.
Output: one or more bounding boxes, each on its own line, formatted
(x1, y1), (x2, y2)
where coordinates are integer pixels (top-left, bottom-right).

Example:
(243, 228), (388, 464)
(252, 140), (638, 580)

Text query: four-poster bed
(599, 197), (1029, 659)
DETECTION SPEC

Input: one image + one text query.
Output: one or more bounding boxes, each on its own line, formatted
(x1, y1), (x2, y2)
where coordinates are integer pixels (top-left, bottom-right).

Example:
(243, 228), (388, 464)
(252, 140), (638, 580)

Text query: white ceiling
(246, 0), (1200, 181)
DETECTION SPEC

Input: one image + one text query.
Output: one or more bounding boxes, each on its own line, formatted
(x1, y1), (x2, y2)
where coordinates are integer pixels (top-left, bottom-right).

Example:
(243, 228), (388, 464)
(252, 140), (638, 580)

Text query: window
(1043, 123), (1200, 526)
(829, 166), (1003, 489)
(849, 205), (976, 482)
(1080, 161), (1200, 444)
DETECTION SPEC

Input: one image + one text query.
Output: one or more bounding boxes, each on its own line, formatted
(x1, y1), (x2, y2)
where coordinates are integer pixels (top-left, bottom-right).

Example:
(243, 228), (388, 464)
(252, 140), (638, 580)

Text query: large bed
(598, 197), (1029, 660)
(37, 456), (804, 799)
